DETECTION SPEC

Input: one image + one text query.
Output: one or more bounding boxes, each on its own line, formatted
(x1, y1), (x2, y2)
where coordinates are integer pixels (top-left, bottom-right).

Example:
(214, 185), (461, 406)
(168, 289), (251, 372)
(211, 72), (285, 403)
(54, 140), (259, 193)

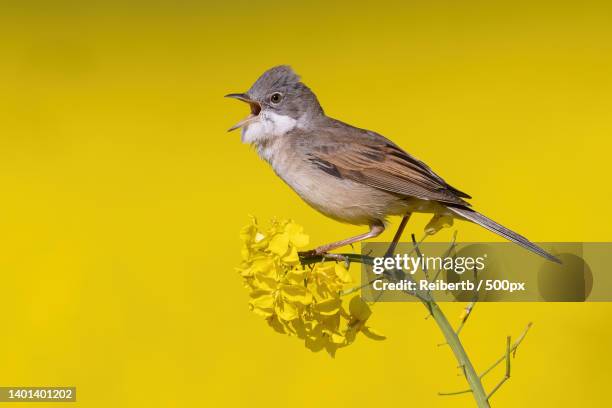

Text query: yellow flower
(237, 217), (384, 357)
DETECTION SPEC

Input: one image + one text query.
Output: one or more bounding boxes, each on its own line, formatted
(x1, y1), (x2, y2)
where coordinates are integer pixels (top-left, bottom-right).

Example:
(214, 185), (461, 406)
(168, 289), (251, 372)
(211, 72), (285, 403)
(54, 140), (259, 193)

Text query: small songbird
(226, 65), (559, 262)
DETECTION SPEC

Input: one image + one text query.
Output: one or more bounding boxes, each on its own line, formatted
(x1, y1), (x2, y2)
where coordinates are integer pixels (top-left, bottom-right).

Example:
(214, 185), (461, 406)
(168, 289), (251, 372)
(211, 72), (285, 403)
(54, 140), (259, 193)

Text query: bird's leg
(313, 223), (385, 255)
(384, 213), (412, 258)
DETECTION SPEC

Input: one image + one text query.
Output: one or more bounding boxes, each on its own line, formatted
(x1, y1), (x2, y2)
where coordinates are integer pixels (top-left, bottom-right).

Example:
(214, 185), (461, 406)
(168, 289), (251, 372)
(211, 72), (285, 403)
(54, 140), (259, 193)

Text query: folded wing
(302, 121), (471, 207)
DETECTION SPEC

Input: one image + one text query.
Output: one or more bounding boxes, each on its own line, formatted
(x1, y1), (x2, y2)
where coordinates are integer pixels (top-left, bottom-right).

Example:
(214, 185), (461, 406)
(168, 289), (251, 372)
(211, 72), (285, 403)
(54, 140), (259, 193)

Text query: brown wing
(300, 119), (471, 206)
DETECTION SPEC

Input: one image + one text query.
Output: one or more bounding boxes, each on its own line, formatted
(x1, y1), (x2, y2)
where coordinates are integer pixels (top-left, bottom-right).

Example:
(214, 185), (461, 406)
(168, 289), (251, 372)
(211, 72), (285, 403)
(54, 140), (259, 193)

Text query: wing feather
(300, 120), (471, 206)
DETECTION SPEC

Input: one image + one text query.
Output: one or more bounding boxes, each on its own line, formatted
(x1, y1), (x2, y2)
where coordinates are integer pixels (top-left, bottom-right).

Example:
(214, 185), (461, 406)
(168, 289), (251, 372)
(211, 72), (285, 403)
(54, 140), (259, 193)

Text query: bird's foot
(298, 246), (327, 257)
(321, 253), (348, 262)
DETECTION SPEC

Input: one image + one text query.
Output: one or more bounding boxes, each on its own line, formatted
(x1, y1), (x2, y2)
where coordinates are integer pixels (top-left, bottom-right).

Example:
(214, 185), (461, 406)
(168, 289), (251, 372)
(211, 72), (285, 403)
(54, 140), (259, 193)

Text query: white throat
(241, 111), (298, 144)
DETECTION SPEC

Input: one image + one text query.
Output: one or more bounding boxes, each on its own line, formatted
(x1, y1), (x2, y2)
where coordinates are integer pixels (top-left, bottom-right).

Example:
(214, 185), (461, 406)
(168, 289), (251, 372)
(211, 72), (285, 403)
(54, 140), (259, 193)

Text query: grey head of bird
(225, 65), (324, 143)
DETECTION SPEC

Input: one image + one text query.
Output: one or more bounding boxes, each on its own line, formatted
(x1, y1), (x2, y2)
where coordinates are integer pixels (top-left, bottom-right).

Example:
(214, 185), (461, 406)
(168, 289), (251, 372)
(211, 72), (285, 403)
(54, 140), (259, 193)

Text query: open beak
(225, 93), (262, 132)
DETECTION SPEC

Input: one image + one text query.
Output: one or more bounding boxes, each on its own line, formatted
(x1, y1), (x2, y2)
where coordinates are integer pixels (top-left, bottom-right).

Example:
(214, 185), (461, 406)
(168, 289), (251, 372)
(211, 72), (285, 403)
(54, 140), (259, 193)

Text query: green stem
(300, 252), (491, 407)
(427, 300), (490, 408)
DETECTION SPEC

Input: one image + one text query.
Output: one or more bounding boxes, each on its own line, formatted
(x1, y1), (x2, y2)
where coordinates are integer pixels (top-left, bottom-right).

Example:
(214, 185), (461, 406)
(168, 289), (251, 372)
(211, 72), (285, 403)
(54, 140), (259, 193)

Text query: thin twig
(411, 233), (429, 281)
(439, 388), (473, 396)
(480, 323), (532, 379)
(487, 336), (512, 400)
(456, 268), (480, 335)
(456, 301), (476, 336)
(431, 230), (458, 282)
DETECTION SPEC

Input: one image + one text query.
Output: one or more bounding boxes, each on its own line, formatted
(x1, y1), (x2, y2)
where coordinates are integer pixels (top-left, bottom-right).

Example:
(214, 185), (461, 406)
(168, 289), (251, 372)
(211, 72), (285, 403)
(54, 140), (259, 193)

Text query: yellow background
(1, 1), (611, 407)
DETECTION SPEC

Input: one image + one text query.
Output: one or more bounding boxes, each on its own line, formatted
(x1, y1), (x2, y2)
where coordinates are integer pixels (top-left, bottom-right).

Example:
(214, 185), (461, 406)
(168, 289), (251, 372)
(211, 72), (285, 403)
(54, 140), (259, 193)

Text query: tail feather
(448, 207), (560, 263)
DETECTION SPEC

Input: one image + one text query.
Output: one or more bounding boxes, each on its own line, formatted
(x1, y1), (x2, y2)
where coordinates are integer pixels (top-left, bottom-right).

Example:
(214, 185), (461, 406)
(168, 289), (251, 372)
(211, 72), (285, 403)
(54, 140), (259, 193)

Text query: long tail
(448, 206), (560, 263)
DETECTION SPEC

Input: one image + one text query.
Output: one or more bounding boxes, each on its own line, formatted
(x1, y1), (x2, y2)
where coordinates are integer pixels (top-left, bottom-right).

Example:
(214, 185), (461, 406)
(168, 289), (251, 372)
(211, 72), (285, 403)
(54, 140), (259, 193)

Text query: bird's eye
(270, 92), (283, 104)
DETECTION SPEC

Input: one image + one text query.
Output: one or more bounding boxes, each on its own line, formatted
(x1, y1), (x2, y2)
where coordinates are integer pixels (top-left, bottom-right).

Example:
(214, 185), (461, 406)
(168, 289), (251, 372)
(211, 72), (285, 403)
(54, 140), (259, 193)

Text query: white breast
(241, 111), (298, 145)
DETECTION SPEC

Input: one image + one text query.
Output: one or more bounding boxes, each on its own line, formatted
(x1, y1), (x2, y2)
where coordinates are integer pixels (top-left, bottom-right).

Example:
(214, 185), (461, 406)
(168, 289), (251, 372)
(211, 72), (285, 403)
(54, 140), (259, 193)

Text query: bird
(226, 65), (559, 263)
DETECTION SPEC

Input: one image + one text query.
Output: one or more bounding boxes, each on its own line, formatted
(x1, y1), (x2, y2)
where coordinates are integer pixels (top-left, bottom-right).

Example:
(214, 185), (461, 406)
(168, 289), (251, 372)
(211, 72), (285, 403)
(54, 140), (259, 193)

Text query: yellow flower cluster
(237, 218), (385, 357)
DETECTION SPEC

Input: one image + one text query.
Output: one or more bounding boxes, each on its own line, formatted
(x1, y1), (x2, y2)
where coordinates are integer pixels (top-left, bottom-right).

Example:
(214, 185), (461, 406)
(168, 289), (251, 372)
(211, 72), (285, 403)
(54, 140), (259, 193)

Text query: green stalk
(426, 300), (490, 408)
(300, 251), (491, 407)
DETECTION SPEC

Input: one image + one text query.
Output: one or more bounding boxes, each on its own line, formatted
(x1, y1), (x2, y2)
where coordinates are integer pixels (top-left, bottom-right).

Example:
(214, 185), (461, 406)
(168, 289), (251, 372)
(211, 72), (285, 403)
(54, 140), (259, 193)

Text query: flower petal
(349, 296), (372, 321)
(267, 315), (287, 334)
(281, 284), (312, 305)
(276, 299), (298, 321)
(305, 333), (326, 352)
(253, 274), (278, 291)
(334, 264), (352, 283)
(285, 268), (306, 285)
(285, 222), (310, 248)
(268, 232), (290, 256)
(362, 326), (386, 340)
(250, 258), (275, 276)
(239, 221), (257, 243)
(330, 332), (346, 344)
(314, 298), (342, 316)
(282, 245), (300, 264)
(249, 290), (275, 311)
(314, 264), (335, 278)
